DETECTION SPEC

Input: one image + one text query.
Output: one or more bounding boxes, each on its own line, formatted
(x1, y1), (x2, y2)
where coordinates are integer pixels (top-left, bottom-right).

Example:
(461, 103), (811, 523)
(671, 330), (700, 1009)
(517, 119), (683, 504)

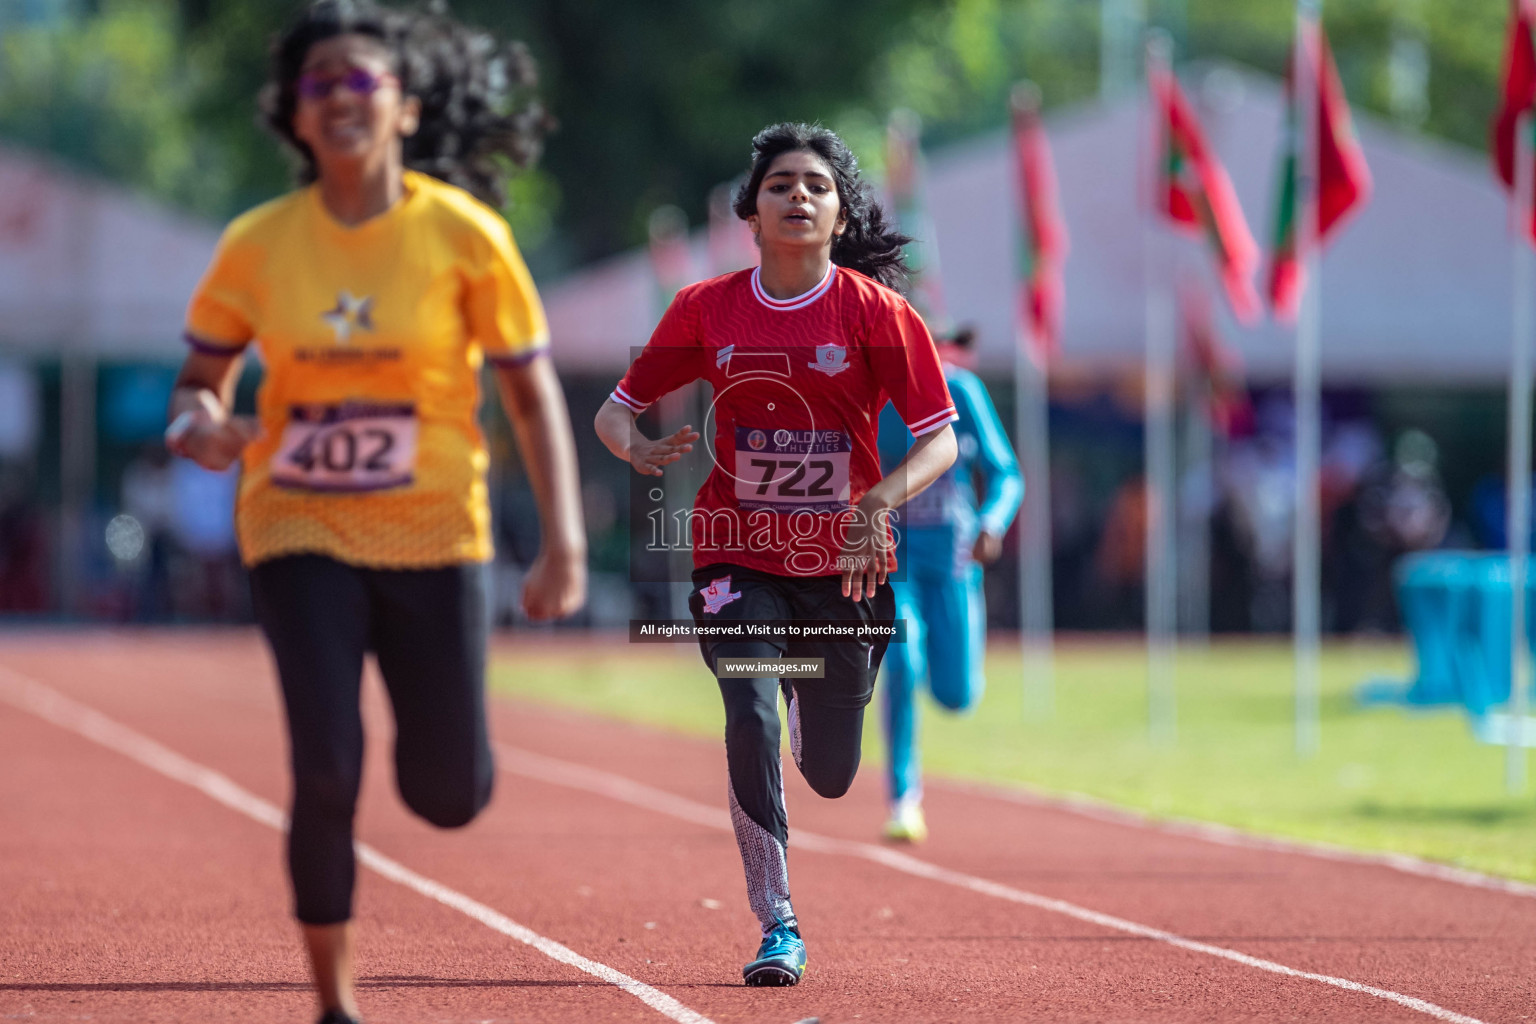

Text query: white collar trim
(751, 264), (836, 311)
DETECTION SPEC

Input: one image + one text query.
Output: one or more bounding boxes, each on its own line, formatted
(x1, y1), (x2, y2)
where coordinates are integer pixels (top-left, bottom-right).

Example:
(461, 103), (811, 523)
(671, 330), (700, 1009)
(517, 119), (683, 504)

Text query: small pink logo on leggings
(700, 576), (741, 614)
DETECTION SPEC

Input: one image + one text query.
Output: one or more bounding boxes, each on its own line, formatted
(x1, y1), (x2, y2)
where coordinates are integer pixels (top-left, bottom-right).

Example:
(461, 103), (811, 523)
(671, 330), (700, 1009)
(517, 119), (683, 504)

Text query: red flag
(1011, 85), (1068, 363)
(1151, 64), (1261, 325)
(1493, 0), (1536, 243)
(1267, 19), (1373, 322)
(1180, 278), (1250, 437)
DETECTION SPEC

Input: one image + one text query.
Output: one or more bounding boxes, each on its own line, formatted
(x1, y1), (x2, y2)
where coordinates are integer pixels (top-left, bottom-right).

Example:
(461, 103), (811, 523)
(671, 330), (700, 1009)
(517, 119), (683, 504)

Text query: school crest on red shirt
(808, 343), (850, 376)
(699, 576), (742, 614)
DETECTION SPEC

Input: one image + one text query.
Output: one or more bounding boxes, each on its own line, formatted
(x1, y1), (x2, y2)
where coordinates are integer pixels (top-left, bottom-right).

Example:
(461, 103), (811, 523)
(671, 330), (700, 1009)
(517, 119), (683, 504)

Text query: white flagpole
(1507, 109), (1534, 793)
(1145, 31), (1178, 745)
(1011, 82), (1057, 720)
(1293, 0), (1323, 758)
(1017, 332), (1056, 718)
(1180, 383), (1214, 642)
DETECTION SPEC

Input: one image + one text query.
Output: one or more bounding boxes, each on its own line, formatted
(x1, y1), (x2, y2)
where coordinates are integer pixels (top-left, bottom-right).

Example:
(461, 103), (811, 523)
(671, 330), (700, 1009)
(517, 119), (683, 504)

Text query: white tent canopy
(542, 63), (1515, 384)
(0, 145), (221, 360)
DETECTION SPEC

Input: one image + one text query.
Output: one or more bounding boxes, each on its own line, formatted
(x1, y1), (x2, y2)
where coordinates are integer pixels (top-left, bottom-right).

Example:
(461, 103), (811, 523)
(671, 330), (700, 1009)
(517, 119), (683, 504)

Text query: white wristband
(165, 410), (197, 447)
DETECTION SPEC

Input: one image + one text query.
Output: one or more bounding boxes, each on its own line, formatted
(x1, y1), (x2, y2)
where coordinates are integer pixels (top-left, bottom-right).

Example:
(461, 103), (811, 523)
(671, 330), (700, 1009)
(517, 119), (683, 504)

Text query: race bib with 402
(271, 401), (419, 492)
(734, 427), (851, 513)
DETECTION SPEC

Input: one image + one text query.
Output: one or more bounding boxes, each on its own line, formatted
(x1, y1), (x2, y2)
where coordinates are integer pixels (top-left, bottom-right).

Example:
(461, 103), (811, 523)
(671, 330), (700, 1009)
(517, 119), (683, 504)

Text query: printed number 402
(288, 426), (396, 474)
(749, 458), (836, 498)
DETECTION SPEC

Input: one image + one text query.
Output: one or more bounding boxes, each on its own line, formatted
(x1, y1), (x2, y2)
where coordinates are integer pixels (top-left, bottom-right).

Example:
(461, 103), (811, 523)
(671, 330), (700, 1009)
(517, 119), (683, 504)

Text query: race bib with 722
(734, 427), (851, 513)
(271, 401), (419, 492)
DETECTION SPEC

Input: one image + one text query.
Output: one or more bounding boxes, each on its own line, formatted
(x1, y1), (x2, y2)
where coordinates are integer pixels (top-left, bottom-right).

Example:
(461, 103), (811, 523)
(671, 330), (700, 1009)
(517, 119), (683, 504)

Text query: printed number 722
(749, 458), (835, 498)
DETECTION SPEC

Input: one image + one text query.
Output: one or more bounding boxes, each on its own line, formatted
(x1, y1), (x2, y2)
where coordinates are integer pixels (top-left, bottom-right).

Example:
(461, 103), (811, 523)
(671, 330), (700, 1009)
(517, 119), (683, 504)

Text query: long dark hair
(261, 0), (552, 208)
(732, 122), (912, 292)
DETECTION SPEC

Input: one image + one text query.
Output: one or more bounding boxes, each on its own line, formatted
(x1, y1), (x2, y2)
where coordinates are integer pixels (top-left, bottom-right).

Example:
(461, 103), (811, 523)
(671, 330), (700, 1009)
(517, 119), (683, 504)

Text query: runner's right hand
(166, 392), (260, 472)
(521, 546), (588, 621)
(629, 424), (699, 477)
(839, 502), (897, 602)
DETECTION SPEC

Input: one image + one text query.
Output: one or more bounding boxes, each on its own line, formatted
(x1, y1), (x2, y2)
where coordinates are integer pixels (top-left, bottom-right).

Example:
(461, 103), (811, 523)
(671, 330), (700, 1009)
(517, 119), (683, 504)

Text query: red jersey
(611, 264), (957, 577)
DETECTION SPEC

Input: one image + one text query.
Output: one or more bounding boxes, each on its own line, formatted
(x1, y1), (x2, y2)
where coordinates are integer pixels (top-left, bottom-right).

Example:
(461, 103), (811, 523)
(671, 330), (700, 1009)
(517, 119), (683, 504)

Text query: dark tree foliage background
(454, 0), (933, 263)
(0, 0), (1511, 275)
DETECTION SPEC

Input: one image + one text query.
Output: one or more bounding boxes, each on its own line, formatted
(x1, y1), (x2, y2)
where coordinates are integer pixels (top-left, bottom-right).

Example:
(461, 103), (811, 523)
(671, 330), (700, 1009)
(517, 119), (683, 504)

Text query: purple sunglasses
(296, 67), (399, 101)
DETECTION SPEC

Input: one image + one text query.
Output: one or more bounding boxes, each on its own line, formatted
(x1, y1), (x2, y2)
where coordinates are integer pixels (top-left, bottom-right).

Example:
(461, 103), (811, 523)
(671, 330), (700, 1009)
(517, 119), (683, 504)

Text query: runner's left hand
(838, 503), (896, 602)
(522, 547), (587, 621)
(972, 530), (1003, 565)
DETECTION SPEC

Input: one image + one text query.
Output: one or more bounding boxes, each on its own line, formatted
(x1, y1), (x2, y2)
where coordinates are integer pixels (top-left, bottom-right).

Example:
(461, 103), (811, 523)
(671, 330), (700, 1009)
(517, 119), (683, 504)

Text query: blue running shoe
(743, 922), (806, 986)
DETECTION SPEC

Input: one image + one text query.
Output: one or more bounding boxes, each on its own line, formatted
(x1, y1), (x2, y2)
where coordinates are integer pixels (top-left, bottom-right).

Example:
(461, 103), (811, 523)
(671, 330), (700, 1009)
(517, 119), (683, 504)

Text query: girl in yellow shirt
(166, 4), (585, 1021)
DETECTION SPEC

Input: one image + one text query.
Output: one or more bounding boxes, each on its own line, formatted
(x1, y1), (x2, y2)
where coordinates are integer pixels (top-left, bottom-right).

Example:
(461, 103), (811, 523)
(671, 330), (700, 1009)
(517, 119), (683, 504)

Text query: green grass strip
(492, 638), (1536, 883)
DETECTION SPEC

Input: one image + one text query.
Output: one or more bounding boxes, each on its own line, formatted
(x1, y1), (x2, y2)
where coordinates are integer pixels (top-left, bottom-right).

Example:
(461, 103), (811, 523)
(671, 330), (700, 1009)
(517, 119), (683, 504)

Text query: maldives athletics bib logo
(808, 343), (850, 376)
(699, 576), (742, 614)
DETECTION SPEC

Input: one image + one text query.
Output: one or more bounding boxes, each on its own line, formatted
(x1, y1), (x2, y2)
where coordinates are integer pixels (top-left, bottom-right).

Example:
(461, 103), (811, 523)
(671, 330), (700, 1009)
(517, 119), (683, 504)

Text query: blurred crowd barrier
(0, 358), (1493, 634)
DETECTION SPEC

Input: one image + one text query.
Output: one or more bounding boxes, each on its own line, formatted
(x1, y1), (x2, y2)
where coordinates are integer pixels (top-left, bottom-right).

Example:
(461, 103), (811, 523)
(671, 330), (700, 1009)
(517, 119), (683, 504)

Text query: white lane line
(500, 745), (1489, 1024)
(0, 671), (714, 1024)
(935, 776), (1536, 901)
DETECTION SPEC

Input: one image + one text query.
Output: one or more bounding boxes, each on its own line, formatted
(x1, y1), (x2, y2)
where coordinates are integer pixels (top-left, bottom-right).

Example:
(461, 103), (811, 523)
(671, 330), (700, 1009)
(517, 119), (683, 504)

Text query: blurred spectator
(120, 444), (175, 619)
(1093, 473), (1148, 629)
(1220, 398), (1295, 632)
(1049, 456), (1098, 629)
(1208, 489), (1256, 632)
(1470, 473), (1536, 552)
(1330, 429), (1449, 633)
(1382, 430), (1451, 551)
(1321, 421), (1387, 633)
(582, 479), (628, 574)
(168, 459), (243, 621)
(0, 461), (47, 612)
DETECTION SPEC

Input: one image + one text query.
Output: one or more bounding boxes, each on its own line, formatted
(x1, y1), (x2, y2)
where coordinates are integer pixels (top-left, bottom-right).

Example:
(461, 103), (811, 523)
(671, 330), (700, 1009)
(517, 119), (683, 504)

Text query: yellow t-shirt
(184, 170), (548, 568)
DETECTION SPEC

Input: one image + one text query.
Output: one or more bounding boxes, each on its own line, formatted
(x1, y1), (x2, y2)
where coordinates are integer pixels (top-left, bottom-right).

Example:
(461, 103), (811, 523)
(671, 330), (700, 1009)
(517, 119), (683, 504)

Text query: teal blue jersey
(878, 364), (1023, 573)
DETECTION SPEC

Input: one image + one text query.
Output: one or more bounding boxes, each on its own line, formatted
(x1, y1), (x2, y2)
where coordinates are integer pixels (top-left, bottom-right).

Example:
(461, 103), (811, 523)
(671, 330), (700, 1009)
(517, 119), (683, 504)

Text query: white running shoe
(882, 798), (928, 843)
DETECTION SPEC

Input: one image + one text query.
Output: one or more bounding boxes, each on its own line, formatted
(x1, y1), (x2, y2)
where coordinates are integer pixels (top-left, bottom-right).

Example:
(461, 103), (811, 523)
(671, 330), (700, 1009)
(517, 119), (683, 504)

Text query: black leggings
(690, 564), (895, 933)
(250, 554), (495, 925)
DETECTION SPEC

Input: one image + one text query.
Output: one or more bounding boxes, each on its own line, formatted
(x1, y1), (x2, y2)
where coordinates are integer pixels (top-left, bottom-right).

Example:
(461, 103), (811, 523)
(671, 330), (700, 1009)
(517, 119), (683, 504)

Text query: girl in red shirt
(596, 122), (957, 985)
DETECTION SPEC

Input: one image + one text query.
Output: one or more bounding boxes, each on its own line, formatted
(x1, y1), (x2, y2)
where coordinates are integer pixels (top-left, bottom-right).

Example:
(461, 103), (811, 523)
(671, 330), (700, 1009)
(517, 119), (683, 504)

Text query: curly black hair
(732, 123), (913, 292)
(261, 0), (552, 208)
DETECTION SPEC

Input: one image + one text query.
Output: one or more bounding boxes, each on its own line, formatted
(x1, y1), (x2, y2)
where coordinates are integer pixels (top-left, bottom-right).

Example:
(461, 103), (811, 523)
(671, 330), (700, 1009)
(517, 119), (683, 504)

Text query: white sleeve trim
(610, 385), (648, 414)
(907, 407), (959, 435)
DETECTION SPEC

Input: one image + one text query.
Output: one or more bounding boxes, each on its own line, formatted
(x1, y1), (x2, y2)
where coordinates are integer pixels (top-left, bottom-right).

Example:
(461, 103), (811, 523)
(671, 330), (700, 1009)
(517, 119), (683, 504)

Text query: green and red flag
(1493, 0), (1536, 243)
(1151, 62), (1261, 325)
(1180, 277), (1251, 437)
(1011, 84), (1069, 364)
(1267, 18), (1372, 323)
(886, 109), (950, 331)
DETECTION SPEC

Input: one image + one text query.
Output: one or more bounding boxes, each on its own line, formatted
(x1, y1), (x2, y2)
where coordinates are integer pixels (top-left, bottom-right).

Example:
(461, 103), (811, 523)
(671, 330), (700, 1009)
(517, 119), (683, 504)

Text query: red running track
(0, 631), (1531, 1023)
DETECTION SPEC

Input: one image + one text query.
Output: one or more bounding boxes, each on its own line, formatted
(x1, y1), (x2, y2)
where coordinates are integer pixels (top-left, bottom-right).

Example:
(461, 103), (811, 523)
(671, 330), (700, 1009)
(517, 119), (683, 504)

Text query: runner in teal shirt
(876, 329), (1023, 841)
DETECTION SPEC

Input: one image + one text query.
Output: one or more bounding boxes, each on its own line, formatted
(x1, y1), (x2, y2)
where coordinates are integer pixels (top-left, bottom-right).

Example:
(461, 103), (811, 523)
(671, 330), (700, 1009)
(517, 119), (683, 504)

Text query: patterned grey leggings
(717, 672), (865, 934)
(689, 562), (895, 935)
